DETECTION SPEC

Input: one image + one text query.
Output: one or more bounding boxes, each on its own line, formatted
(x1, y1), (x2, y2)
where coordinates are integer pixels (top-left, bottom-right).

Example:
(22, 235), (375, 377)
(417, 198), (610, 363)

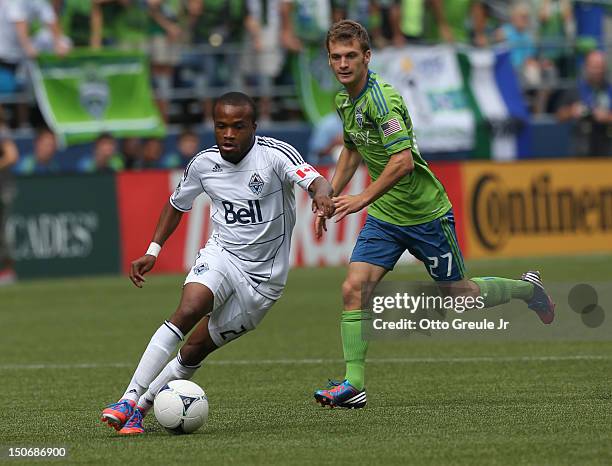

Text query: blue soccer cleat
(521, 270), (555, 324)
(101, 399), (135, 431)
(118, 407), (145, 435)
(314, 379), (367, 409)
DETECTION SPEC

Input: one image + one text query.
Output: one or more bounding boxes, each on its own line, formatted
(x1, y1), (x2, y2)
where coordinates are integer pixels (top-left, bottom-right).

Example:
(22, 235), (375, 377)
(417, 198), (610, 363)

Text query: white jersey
(0, 0), (56, 63)
(170, 136), (321, 300)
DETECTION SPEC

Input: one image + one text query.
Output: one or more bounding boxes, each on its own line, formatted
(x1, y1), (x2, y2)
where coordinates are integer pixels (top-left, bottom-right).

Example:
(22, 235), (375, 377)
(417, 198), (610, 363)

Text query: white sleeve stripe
(257, 139), (300, 165)
(271, 138), (305, 164)
(258, 136), (305, 165)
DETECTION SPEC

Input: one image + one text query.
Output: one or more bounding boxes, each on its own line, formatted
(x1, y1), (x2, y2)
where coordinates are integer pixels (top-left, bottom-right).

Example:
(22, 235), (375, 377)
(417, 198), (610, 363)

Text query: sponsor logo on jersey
(249, 173), (264, 195)
(212, 163), (222, 172)
(222, 200), (263, 225)
(348, 130), (373, 146)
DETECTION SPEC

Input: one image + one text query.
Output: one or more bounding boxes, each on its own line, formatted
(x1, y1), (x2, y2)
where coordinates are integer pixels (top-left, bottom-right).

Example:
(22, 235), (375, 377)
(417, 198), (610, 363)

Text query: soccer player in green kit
(313, 20), (555, 409)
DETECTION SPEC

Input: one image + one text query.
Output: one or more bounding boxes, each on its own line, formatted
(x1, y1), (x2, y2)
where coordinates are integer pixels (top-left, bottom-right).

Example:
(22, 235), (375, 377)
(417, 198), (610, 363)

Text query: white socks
(137, 353), (201, 415)
(121, 321), (184, 402)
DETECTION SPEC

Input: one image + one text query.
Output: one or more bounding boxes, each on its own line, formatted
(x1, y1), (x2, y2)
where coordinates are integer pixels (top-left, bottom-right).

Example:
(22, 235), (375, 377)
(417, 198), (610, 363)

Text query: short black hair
(213, 92), (257, 123)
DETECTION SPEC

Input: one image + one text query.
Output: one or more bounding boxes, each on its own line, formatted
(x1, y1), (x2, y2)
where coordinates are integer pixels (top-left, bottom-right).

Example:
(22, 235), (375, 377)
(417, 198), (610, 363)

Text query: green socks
(471, 277), (534, 308)
(339, 280), (533, 389)
(341, 310), (369, 391)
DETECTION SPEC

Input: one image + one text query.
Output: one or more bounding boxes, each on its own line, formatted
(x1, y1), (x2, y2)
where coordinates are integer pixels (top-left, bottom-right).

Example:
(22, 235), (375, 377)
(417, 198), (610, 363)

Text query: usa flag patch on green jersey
(381, 118), (402, 137)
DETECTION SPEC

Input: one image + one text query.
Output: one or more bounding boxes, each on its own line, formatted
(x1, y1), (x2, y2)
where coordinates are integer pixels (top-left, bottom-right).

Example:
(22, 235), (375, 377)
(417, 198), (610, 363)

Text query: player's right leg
(100, 283), (214, 431)
(119, 315), (216, 435)
(129, 315), (216, 426)
(100, 246), (230, 431)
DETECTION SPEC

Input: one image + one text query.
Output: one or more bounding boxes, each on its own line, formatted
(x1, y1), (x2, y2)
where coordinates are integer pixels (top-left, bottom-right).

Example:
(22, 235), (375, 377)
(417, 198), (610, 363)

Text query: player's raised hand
(332, 194), (367, 222)
(129, 255), (156, 288)
(314, 214), (327, 240)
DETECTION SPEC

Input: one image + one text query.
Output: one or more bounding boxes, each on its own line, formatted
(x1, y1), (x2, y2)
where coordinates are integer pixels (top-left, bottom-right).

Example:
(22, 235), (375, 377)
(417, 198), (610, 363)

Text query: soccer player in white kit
(100, 92), (334, 435)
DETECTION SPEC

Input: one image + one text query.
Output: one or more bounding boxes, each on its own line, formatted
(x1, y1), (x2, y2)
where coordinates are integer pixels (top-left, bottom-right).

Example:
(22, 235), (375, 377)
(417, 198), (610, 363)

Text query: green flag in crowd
(30, 49), (165, 146)
(292, 44), (341, 124)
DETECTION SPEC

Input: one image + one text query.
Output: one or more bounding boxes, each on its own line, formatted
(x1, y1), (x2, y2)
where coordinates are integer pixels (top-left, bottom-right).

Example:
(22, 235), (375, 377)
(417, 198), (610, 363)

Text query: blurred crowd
(0, 0), (610, 170)
(3, 127), (201, 174)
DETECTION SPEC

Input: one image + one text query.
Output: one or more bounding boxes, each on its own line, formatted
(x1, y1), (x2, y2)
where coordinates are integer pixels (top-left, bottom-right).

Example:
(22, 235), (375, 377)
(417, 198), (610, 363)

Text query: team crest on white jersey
(193, 262), (209, 275)
(248, 173), (264, 195)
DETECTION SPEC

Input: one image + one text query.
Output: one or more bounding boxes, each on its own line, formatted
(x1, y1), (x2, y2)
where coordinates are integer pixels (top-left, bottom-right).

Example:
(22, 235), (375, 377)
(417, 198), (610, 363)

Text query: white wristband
(145, 242), (162, 258)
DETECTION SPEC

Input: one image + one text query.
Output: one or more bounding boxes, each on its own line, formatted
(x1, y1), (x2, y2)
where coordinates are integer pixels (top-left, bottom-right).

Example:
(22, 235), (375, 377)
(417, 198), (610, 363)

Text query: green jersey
(336, 71), (451, 226)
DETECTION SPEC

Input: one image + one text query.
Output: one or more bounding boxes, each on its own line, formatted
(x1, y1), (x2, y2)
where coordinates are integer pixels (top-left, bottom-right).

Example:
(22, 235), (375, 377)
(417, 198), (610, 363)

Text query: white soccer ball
(153, 380), (209, 434)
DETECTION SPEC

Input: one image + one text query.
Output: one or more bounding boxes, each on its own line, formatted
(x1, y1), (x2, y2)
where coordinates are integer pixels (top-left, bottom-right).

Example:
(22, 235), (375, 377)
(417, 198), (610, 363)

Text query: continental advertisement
(20, 158), (609, 280)
(462, 160), (612, 259)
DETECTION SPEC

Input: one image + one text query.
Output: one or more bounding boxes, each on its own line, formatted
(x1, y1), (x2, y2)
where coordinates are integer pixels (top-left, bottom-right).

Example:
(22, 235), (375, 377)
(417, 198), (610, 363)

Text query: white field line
(0, 355), (609, 370)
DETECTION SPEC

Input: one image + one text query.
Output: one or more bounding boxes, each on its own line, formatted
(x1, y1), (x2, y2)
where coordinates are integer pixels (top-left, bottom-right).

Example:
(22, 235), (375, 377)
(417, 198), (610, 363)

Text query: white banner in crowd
(371, 45), (475, 153)
(465, 49), (517, 161)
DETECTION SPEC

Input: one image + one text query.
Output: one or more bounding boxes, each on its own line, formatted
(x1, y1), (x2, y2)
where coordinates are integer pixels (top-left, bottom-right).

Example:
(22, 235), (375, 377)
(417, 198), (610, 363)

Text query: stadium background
(1, 1), (612, 465)
(2, 0), (611, 279)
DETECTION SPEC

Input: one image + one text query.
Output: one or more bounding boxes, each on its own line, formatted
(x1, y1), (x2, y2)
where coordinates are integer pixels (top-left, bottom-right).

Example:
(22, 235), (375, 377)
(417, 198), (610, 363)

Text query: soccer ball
(154, 380), (209, 434)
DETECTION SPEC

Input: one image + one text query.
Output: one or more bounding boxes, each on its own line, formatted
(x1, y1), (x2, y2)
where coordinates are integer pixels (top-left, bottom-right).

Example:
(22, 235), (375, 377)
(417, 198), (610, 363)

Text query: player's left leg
(409, 210), (555, 323)
(314, 261), (389, 408)
(315, 215), (404, 408)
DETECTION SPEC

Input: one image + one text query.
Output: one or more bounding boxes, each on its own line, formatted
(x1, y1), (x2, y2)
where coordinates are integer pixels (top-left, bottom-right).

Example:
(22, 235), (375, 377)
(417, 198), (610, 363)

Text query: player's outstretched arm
(129, 201), (184, 288)
(331, 146), (362, 196)
(333, 149), (414, 222)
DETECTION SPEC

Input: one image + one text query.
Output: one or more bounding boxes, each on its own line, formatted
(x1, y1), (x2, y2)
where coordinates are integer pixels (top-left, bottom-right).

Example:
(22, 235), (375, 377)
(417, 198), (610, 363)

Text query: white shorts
(184, 243), (275, 348)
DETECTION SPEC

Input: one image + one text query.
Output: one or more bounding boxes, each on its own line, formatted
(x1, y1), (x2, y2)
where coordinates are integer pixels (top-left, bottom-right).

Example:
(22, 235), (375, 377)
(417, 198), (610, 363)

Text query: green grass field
(1, 255), (611, 465)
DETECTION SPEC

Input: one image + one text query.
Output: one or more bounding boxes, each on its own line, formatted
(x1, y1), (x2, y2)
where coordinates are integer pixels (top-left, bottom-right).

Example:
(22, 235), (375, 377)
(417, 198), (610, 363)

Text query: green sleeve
(372, 92), (413, 156)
